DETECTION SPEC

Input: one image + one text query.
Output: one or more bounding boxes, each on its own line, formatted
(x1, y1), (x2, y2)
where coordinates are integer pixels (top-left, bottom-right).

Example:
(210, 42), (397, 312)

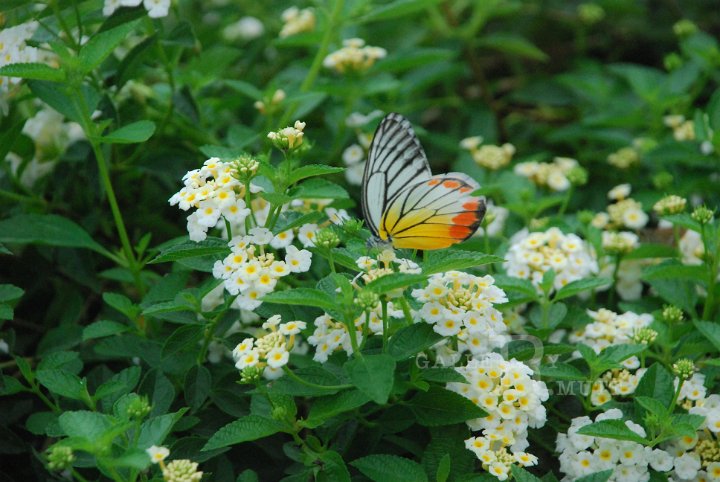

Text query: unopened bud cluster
(267, 121), (306, 151)
(691, 205), (714, 225)
(632, 327), (658, 345)
(47, 446), (74, 471)
(126, 395), (152, 419)
(662, 305), (684, 324)
(673, 358), (696, 380)
(314, 228), (340, 249)
(653, 195), (687, 215)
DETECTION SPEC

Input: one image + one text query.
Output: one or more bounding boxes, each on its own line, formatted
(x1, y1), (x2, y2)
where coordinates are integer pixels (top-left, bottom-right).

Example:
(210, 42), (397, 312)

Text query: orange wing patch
(380, 174), (487, 250)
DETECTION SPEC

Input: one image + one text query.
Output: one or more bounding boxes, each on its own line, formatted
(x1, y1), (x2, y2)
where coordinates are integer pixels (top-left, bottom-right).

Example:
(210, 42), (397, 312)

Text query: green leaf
(510, 466), (543, 482)
(695, 320), (720, 351)
(149, 237), (229, 264)
(261, 288), (336, 311)
(305, 390), (371, 428)
(0, 284), (24, 303)
(634, 396), (668, 418)
(554, 278), (611, 301)
(493, 274), (539, 299)
(268, 366), (346, 396)
(357, 0), (443, 23)
(28, 80), (99, 124)
(94, 367), (141, 401)
(635, 364), (676, 408)
(436, 453), (451, 482)
(202, 415), (288, 451)
(477, 34), (548, 61)
(82, 320), (130, 340)
(576, 419), (648, 445)
(274, 211), (324, 233)
(539, 363), (586, 381)
(351, 455), (428, 482)
(103, 292), (138, 320)
(575, 470), (614, 482)
(0, 214), (109, 255)
(365, 273), (428, 294)
(0, 375), (26, 396)
(317, 450), (351, 482)
(291, 178), (349, 199)
(162, 325), (204, 358)
(409, 386), (486, 426)
(58, 411), (112, 443)
(137, 410), (186, 449)
(419, 367), (467, 383)
(388, 323), (443, 361)
(0, 62), (65, 81)
(529, 302), (567, 329)
(344, 354), (396, 404)
(598, 344), (647, 365)
(78, 19), (141, 73)
(36, 369), (87, 401)
(642, 263), (706, 281)
(422, 250), (503, 275)
(102, 120), (156, 144)
(184, 365), (212, 412)
(288, 165), (345, 185)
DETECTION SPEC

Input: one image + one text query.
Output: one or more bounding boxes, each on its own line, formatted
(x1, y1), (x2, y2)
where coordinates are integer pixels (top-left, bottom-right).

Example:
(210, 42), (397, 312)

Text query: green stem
(282, 367), (352, 391)
(32, 384), (61, 413)
(701, 223), (718, 320)
(51, 0), (80, 51)
(71, 469), (91, 482)
(668, 377), (684, 414)
(381, 298), (389, 351)
(398, 297), (413, 326)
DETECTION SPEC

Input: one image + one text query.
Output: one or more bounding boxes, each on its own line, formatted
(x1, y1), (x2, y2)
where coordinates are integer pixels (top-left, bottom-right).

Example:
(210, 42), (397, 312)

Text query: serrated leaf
(554, 278), (611, 301)
(344, 354), (396, 404)
(58, 411), (112, 442)
(78, 19), (141, 73)
(137, 410), (186, 449)
(575, 470), (614, 482)
(695, 320), (720, 351)
(305, 390), (371, 428)
(510, 466), (543, 482)
(288, 165), (345, 185)
(365, 273), (428, 294)
(576, 420), (648, 445)
(102, 120), (155, 144)
(261, 288), (336, 311)
(36, 369), (87, 401)
(82, 320), (130, 340)
(202, 415), (288, 451)
(422, 251), (503, 275)
(0, 62), (65, 81)
(388, 323), (443, 361)
(184, 365), (211, 412)
(351, 454), (428, 482)
(539, 363), (586, 381)
(149, 237), (229, 264)
(409, 386), (486, 426)
(635, 364), (675, 408)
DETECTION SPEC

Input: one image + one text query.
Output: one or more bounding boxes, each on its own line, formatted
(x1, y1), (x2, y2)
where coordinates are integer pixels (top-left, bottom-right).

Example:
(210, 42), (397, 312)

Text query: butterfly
(361, 113), (487, 250)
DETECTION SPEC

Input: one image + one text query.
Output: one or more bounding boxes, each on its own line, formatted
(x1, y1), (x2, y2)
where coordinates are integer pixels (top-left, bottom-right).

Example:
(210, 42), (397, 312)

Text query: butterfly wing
(362, 113), (432, 236)
(379, 173), (486, 250)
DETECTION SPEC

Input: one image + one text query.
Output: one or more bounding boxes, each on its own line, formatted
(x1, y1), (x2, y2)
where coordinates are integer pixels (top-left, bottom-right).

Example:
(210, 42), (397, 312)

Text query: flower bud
(577, 3), (605, 24)
(672, 358), (695, 380)
(567, 166), (588, 186)
(162, 459), (203, 482)
(652, 171), (673, 190)
(314, 228), (340, 249)
(664, 53), (683, 71)
(632, 327), (658, 345)
(653, 195), (687, 215)
(355, 290), (380, 311)
(673, 19), (698, 38)
(240, 365), (264, 384)
(47, 446), (74, 471)
(267, 121), (306, 151)
(126, 395), (152, 420)
(691, 205), (714, 225)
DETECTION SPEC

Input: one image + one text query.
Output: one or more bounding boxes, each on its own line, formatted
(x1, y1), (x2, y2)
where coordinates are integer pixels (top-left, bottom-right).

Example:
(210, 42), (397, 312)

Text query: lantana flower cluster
(279, 7), (315, 38)
(557, 409), (676, 481)
(168, 157), (256, 241)
(411, 271), (510, 356)
(513, 157), (580, 192)
(323, 38), (387, 74)
(233, 315), (306, 380)
(504, 228), (598, 291)
(212, 228), (312, 310)
(460, 137), (516, 171)
(664, 114), (695, 141)
(569, 308), (653, 368)
(590, 368), (647, 406)
(592, 184), (649, 231)
(307, 250), (416, 363)
(0, 22), (39, 93)
(450, 354), (549, 481)
(607, 145), (641, 170)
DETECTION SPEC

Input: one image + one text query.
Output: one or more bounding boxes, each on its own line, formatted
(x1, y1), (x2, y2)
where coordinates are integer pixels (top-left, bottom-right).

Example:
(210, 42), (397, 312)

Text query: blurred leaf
(82, 320), (130, 340)
(0, 214), (109, 255)
(554, 278), (611, 301)
(351, 455), (428, 482)
(78, 19), (141, 73)
(476, 34), (548, 61)
(0, 62), (65, 81)
(357, 0), (443, 23)
(262, 288), (336, 311)
(695, 320), (720, 351)
(422, 251), (503, 275)
(102, 120), (156, 144)
(184, 365), (212, 412)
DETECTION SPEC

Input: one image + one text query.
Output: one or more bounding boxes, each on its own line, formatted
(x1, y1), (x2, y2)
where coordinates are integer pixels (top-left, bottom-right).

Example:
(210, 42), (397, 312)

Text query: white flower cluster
(690, 394), (720, 434)
(459, 137), (516, 171)
(592, 184), (649, 230)
(103, 0), (171, 18)
(323, 38), (387, 74)
(607, 146), (641, 169)
(307, 303), (405, 363)
(504, 228), (598, 291)
(569, 308), (652, 368)
(590, 368), (647, 406)
(169, 157), (257, 241)
(357, 249), (422, 282)
(601, 231), (640, 254)
(0, 22), (39, 93)
(664, 115), (695, 141)
(557, 409), (675, 481)
(223, 16), (265, 42)
(449, 354), (549, 481)
(212, 228), (312, 310)
(279, 7), (315, 38)
(267, 120), (306, 150)
(411, 271), (509, 355)
(514, 157), (578, 192)
(233, 315), (306, 380)
(680, 230), (705, 265)
(598, 257), (651, 300)
(678, 372), (708, 407)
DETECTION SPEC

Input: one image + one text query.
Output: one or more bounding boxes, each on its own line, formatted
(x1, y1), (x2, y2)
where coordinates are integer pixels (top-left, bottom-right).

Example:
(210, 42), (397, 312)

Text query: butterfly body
(362, 113), (486, 250)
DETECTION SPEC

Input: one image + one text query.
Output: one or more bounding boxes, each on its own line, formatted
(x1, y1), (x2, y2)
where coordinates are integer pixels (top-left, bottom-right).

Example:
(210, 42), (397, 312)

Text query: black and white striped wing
(361, 113), (432, 236)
